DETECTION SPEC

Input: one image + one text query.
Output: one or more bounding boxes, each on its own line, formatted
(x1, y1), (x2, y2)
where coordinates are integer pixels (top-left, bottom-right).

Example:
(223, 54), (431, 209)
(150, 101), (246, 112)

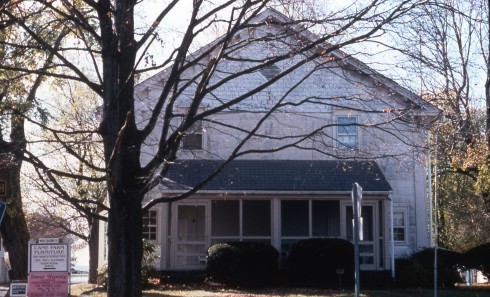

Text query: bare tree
(24, 80), (106, 283)
(381, 0), (490, 249)
(0, 11), (68, 278)
(0, 1), (430, 295)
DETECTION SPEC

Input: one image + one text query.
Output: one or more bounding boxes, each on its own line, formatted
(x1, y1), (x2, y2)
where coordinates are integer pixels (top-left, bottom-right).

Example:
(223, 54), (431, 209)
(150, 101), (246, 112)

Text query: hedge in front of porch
(206, 241), (279, 285)
(287, 238), (355, 287)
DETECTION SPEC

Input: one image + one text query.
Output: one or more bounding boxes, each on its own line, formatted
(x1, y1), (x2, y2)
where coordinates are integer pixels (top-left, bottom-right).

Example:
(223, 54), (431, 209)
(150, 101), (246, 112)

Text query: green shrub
(287, 238), (354, 286)
(463, 242), (490, 278)
(206, 241), (279, 284)
(96, 240), (160, 289)
(396, 248), (463, 288)
(142, 239), (160, 288)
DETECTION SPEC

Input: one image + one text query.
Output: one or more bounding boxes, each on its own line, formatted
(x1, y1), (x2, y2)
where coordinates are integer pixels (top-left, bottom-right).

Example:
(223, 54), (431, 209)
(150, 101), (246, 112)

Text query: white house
(99, 8), (439, 273)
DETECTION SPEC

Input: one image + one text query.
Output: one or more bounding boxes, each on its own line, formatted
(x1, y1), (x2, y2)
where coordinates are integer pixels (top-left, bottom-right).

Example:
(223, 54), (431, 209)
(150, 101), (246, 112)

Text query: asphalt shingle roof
(161, 159), (392, 192)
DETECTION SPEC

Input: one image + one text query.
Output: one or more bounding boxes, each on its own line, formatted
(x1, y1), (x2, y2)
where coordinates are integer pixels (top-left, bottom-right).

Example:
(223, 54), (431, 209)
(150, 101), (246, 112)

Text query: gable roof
(160, 159), (392, 193)
(136, 8), (439, 119)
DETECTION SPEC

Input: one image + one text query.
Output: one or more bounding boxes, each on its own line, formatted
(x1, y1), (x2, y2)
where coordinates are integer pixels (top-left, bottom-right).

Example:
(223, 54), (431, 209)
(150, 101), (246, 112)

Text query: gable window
(337, 116), (357, 149)
(393, 210), (406, 243)
(260, 64), (281, 81)
(182, 120), (203, 150)
(143, 210), (157, 240)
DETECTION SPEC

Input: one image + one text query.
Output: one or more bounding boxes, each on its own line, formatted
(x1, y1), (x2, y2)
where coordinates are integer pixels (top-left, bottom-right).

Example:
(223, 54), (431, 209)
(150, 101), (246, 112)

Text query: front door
(342, 203), (378, 270)
(175, 204), (207, 269)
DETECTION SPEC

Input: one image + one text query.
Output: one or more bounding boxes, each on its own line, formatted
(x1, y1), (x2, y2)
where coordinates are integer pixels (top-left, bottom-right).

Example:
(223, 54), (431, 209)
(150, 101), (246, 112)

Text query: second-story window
(336, 116), (357, 150)
(182, 120), (203, 150)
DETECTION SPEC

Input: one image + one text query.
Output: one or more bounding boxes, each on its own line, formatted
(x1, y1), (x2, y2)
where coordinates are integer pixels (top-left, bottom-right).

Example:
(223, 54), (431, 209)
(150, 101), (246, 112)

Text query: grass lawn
(71, 284), (490, 297)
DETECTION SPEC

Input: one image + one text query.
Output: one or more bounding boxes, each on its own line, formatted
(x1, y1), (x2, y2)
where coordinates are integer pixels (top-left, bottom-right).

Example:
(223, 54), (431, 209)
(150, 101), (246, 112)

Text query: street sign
(10, 281), (27, 297)
(0, 201), (7, 225)
(30, 244), (69, 272)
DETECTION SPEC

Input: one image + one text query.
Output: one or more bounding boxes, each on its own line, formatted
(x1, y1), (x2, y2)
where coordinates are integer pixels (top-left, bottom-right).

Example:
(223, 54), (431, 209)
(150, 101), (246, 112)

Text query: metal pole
(433, 134), (438, 297)
(427, 131), (433, 245)
(352, 183), (362, 297)
(389, 195), (395, 280)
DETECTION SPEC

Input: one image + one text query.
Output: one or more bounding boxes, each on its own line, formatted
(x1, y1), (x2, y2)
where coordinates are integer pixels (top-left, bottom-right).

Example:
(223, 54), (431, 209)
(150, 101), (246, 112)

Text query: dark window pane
(312, 200), (340, 237)
(281, 200), (308, 236)
(211, 200), (239, 236)
(183, 134), (202, 150)
(243, 200), (271, 236)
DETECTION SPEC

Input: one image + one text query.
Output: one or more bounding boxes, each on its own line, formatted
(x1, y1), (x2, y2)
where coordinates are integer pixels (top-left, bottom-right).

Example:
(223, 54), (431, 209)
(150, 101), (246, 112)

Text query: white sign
(30, 244), (68, 272)
(38, 238), (60, 244)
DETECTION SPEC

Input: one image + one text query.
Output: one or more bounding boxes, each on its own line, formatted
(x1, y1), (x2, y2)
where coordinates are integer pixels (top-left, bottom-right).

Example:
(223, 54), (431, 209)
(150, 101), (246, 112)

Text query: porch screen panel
(363, 206), (374, 241)
(281, 200), (308, 236)
(211, 200), (239, 236)
(243, 200), (271, 236)
(312, 200), (340, 237)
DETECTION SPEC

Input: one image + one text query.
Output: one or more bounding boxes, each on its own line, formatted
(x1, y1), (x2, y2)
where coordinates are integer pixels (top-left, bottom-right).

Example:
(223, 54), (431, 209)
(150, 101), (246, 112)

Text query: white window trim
(182, 120), (205, 151)
(143, 209), (159, 242)
(335, 116), (358, 150)
(392, 208), (408, 244)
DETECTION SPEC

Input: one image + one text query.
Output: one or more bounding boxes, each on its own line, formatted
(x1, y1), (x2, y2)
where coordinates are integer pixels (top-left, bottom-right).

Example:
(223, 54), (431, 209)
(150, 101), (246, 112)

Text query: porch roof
(160, 159), (392, 193)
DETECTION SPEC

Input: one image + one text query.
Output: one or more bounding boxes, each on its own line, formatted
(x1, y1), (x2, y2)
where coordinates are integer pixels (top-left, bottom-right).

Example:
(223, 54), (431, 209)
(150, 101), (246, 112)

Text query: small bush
(142, 239), (160, 288)
(463, 242), (490, 278)
(287, 238), (354, 286)
(396, 248), (463, 288)
(206, 241), (279, 284)
(97, 240), (161, 289)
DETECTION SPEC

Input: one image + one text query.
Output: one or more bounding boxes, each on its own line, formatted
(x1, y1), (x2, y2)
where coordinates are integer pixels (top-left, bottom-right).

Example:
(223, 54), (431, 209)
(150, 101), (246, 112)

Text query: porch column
(272, 197), (280, 252)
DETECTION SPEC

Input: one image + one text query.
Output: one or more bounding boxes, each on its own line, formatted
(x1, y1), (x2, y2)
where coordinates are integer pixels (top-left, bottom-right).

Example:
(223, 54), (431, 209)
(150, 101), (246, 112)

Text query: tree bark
(88, 217), (100, 284)
(106, 193), (143, 297)
(0, 159), (30, 281)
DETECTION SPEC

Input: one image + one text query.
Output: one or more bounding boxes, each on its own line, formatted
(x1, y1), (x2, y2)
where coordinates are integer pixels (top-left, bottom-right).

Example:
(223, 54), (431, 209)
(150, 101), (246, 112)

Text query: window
(312, 200), (340, 237)
(281, 200), (309, 236)
(393, 210), (406, 242)
(182, 120), (203, 150)
(143, 210), (157, 240)
(211, 200), (271, 244)
(211, 200), (239, 237)
(243, 200), (271, 236)
(280, 200), (340, 263)
(260, 64), (281, 80)
(337, 116), (357, 149)
(281, 200), (341, 238)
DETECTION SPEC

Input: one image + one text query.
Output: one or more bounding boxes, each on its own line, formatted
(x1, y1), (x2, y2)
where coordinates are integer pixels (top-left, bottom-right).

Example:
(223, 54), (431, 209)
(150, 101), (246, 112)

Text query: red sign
(28, 272), (69, 297)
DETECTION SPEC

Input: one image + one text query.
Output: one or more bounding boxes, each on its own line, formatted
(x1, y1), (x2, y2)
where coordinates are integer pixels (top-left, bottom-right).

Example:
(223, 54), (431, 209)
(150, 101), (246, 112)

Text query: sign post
(351, 183), (363, 297)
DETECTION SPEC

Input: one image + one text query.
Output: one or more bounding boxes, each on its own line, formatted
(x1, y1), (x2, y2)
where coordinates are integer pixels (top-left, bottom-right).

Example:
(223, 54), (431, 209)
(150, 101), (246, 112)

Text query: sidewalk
(0, 285), (7, 297)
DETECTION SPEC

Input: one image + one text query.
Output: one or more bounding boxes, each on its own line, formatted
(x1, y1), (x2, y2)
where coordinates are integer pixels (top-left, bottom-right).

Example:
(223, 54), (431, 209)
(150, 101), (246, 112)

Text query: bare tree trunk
(106, 194), (143, 297)
(0, 159), (30, 281)
(88, 217), (99, 284)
